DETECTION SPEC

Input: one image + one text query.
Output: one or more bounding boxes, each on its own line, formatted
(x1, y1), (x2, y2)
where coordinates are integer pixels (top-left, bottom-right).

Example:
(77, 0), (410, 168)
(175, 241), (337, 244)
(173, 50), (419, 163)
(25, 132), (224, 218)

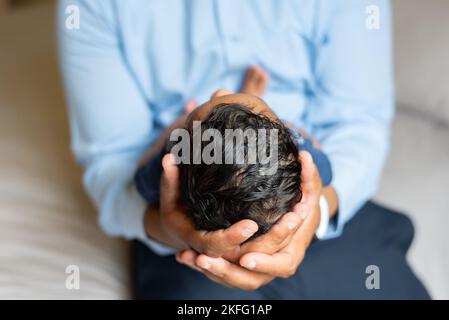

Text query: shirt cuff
(124, 183), (177, 255)
(320, 171), (370, 241)
(319, 185), (344, 240)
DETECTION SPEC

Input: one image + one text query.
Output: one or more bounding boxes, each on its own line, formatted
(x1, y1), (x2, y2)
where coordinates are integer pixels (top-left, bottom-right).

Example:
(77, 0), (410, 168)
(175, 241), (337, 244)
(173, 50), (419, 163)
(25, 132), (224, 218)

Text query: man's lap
(133, 201), (430, 299)
(133, 241), (263, 299)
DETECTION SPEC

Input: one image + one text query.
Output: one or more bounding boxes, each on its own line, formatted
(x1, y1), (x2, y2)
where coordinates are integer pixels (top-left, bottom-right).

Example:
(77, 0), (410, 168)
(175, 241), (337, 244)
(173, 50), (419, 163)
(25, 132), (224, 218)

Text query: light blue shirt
(58, 0), (394, 254)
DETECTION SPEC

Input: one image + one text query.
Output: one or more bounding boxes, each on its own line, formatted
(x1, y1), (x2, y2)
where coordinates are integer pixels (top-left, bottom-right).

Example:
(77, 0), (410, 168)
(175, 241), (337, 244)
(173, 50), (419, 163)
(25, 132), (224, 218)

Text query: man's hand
(176, 151), (322, 290)
(143, 100), (263, 254)
(144, 153), (261, 255)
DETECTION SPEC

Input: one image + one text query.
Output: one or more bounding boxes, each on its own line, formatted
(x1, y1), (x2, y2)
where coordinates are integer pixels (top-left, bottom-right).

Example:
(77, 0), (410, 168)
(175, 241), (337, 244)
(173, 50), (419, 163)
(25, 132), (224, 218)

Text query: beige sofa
(0, 2), (130, 299)
(374, 0), (449, 299)
(0, 0), (448, 299)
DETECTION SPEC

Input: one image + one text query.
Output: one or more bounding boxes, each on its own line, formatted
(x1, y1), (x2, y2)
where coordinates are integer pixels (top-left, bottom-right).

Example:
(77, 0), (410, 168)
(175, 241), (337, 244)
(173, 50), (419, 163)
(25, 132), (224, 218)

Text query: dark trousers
(133, 201), (430, 299)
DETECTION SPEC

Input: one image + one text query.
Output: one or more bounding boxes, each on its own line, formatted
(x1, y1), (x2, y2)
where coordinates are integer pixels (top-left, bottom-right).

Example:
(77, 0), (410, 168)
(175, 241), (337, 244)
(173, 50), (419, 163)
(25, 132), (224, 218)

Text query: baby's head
(170, 91), (302, 238)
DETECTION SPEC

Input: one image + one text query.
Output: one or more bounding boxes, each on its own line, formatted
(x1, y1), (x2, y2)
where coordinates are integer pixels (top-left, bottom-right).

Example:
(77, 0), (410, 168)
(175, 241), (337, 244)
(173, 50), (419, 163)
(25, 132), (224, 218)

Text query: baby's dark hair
(173, 103), (302, 238)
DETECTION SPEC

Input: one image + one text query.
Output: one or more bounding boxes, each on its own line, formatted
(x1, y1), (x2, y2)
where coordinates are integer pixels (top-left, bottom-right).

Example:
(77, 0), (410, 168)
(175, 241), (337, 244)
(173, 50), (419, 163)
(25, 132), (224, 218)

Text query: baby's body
(135, 67), (332, 237)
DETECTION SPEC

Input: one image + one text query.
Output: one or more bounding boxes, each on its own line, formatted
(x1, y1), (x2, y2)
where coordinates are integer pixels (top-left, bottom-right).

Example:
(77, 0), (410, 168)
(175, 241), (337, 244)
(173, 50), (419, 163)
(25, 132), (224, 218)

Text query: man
(58, 0), (429, 299)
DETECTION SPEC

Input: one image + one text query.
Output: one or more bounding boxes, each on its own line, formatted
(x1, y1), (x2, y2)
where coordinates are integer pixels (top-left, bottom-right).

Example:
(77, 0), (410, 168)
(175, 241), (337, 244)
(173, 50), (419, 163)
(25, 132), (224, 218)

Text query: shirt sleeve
(57, 0), (175, 254)
(306, 0), (394, 239)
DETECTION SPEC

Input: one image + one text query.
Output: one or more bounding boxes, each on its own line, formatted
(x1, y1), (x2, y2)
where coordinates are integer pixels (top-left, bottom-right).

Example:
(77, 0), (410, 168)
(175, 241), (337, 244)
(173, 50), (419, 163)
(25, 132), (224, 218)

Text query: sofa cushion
(375, 110), (449, 300)
(393, 0), (449, 125)
(0, 2), (131, 299)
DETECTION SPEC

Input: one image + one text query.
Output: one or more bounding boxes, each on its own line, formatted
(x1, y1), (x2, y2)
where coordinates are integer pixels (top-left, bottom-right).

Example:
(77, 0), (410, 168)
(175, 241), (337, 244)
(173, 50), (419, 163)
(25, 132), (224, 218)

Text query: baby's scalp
(172, 102), (302, 239)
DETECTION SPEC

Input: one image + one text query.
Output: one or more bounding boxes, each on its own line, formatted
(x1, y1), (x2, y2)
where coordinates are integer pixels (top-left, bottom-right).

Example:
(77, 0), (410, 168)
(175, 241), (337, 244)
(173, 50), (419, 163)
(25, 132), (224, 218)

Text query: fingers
(298, 151), (322, 204)
(195, 255), (273, 290)
(191, 219), (259, 257)
(176, 249), (202, 272)
(160, 153), (180, 206)
(293, 151), (322, 245)
(294, 201), (321, 248)
(241, 210), (304, 255)
(176, 249), (234, 288)
(299, 150), (316, 183)
(239, 216), (311, 278)
(292, 201), (311, 221)
(239, 248), (305, 278)
(209, 219), (259, 247)
(179, 252), (274, 290)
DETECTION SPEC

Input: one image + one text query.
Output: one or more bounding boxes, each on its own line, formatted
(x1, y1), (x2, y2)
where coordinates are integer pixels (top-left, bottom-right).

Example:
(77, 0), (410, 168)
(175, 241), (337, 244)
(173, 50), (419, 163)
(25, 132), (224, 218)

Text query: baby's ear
(184, 100), (197, 114)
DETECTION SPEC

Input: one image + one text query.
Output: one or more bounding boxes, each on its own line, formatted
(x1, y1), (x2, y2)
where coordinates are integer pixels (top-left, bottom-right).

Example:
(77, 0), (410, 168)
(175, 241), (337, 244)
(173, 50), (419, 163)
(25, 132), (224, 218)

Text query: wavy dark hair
(171, 103), (301, 239)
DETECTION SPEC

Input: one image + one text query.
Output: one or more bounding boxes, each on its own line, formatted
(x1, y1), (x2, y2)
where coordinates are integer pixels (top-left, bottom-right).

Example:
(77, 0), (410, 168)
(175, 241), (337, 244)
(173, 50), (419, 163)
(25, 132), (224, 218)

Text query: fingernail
(245, 260), (257, 270)
(167, 153), (176, 165)
(299, 210), (309, 220)
(200, 262), (210, 270)
(163, 154), (174, 169)
(287, 220), (298, 230)
(241, 228), (256, 238)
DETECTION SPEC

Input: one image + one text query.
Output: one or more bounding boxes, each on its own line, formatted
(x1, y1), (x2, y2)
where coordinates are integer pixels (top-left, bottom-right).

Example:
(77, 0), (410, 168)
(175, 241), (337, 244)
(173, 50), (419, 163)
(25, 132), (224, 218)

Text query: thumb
(299, 151), (320, 196)
(293, 151), (321, 220)
(160, 153), (180, 206)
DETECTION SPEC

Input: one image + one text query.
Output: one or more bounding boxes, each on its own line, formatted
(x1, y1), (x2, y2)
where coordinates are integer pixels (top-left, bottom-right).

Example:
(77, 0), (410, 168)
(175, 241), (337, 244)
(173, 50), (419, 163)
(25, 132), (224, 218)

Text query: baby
(135, 67), (332, 239)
